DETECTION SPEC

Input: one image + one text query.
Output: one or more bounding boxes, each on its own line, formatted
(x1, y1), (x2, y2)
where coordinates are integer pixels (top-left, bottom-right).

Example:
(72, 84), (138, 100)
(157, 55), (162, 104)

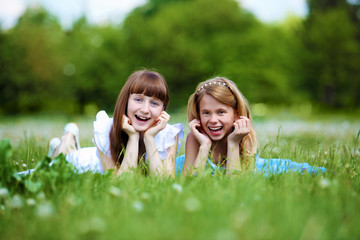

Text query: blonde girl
(181, 77), (256, 175)
(176, 77), (325, 176)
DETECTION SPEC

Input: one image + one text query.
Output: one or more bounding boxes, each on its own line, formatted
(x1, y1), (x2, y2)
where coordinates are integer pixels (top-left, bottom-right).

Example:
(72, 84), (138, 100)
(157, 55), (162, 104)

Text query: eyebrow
(201, 108), (226, 112)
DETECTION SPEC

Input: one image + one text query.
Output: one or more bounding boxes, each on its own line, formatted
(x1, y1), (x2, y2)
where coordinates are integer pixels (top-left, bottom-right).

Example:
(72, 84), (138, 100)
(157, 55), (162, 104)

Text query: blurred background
(0, 0), (360, 117)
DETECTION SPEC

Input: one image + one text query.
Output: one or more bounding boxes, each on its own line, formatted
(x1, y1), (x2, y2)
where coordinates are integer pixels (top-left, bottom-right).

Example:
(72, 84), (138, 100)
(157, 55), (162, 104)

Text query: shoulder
(155, 123), (184, 147)
(160, 123), (184, 139)
(186, 131), (197, 144)
(185, 132), (200, 151)
(94, 111), (113, 130)
(94, 110), (112, 123)
(154, 123), (184, 159)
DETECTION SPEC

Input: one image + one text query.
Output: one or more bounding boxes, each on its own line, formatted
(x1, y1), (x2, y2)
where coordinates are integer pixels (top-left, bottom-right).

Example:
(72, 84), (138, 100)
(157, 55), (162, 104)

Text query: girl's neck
(211, 138), (228, 166)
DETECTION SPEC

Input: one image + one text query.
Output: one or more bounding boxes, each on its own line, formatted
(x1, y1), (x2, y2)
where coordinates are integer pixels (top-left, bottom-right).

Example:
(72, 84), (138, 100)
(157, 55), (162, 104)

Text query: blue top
(175, 155), (326, 176)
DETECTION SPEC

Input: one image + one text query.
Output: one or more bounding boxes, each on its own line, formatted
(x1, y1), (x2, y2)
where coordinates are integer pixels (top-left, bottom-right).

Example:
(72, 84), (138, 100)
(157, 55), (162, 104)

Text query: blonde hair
(187, 77), (257, 156)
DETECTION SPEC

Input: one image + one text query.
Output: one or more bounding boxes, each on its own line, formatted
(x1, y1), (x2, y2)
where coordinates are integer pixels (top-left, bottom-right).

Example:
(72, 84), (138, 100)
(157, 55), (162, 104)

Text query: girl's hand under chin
(189, 119), (211, 146)
(122, 115), (138, 137)
(227, 116), (251, 144)
(144, 111), (170, 138)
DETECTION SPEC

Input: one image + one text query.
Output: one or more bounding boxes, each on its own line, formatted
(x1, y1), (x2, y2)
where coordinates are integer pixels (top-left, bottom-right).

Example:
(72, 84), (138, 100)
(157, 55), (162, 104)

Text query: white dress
(66, 110), (184, 174)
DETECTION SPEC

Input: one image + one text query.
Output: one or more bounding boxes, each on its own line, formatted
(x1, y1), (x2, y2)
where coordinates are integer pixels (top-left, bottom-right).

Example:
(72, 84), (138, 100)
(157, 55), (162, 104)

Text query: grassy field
(0, 110), (359, 240)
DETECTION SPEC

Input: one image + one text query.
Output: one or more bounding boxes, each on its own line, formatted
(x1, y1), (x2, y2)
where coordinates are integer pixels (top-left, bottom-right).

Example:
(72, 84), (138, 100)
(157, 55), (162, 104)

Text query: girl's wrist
(227, 140), (240, 149)
(228, 135), (243, 146)
(199, 143), (211, 152)
(143, 131), (155, 139)
(143, 134), (155, 144)
(128, 133), (140, 141)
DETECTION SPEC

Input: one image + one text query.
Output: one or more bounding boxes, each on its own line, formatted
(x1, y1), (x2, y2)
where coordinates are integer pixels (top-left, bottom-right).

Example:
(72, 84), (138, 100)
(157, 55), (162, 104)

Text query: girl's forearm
(192, 144), (211, 173)
(143, 135), (163, 176)
(163, 135), (178, 178)
(227, 142), (241, 174)
(117, 135), (139, 175)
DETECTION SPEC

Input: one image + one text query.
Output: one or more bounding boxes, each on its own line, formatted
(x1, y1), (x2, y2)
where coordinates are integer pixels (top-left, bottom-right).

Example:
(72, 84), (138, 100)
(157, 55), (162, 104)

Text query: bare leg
(52, 132), (77, 158)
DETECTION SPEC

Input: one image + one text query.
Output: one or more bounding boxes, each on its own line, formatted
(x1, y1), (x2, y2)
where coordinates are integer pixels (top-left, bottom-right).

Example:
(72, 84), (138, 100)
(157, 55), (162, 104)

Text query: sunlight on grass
(0, 113), (359, 239)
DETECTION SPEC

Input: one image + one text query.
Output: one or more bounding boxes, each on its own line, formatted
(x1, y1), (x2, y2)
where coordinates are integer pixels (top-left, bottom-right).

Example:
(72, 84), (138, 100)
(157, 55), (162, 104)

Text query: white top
(93, 110), (184, 160)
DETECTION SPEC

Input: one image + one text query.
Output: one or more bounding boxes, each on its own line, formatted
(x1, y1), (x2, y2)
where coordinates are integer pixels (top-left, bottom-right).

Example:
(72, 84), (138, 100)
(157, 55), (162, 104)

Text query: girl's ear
(235, 111), (240, 119)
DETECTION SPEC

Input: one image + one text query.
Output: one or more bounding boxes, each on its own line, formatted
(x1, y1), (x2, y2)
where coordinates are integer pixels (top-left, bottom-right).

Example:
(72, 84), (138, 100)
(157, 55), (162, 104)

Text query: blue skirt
(175, 155), (326, 176)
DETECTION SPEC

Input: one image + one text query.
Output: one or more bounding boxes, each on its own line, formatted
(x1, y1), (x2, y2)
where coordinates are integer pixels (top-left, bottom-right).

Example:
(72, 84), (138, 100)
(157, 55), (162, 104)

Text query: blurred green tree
(61, 17), (129, 113)
(1, 0), (359, 115)
(121, 0), (303, 109)
(303, 1), (360, 106)
(0, 6), (67, 113)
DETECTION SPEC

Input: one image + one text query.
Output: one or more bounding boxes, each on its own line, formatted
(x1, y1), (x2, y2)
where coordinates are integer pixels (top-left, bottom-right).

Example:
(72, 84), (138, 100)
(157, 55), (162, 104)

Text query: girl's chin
(132, 122), (155, 132)
(133, 125), (150, 132)
(206, 132), (224, 141)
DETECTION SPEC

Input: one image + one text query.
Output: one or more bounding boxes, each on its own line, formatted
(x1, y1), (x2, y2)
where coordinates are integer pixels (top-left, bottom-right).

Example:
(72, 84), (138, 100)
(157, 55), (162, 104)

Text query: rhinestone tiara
(196, 81), (231, 95)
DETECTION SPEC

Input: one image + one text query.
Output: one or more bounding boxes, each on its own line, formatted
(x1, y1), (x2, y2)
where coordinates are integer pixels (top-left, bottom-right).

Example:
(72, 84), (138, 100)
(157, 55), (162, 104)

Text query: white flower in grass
(172, 183), (183, 194)
(36, 201), (54, 218)
(109, 186), (121, 197)
(26, 198), (36, 206)
(232, 210), (249, 230)
(132, 201), (144, 212)
(22, 163), (27, 168)
(66, 194), (78, 207)
(140, 192), (150, 201)
(319, 178), (331, 189)
(79, 217), (106, 234)
(89, 217), (106, 232)
(37, 192), (46, 201)
(254, 195), (262, 202)
(0, 188), (9, 198)
(216, 229), (237, 240)
(184, 197), (201, 212)
(9, 195), (23, 209)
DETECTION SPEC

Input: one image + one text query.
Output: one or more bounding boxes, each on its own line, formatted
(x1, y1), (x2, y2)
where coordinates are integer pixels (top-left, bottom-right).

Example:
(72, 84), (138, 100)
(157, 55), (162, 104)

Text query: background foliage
(1, 0), (360, 115)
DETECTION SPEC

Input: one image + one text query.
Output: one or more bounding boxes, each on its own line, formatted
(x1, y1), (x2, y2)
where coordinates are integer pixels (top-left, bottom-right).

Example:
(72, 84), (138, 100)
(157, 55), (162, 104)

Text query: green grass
(0, 112), (360, 240)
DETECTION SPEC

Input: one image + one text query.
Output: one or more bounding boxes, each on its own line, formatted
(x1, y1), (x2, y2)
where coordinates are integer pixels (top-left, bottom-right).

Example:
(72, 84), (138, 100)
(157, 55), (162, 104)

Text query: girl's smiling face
(127, 94), (164, 132)
(199, 94), (237, 142)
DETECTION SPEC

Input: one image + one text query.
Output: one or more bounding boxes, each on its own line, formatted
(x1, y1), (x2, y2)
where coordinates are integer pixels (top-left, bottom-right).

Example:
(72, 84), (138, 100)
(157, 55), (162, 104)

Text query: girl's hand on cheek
(144, 111), (169, 138)
(227, 116), (250, 144)
(189, 119), (211, 146)
(122, 115), (138, 137)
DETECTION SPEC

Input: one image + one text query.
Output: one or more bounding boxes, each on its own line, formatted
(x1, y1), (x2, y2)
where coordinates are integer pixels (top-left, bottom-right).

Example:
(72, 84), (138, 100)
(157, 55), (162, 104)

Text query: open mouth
(208, 126), (223, 135)
(135, 114), (150, 122)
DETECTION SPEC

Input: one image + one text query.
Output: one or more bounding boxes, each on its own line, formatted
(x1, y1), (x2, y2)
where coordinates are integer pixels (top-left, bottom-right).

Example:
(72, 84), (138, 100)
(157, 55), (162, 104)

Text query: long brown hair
(187, 77), (257, 156)
(110, 70), (169, 165)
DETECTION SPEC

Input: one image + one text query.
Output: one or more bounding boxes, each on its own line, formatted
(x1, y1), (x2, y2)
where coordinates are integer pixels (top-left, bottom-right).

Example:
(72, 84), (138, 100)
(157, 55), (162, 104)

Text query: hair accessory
(196, 81), (231, 95)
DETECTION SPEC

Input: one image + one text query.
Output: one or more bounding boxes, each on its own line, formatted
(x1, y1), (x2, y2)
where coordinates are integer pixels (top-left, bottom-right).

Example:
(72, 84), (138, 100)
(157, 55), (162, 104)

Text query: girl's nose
(140, 102), (150, 113)
(209, 115), (218, 123)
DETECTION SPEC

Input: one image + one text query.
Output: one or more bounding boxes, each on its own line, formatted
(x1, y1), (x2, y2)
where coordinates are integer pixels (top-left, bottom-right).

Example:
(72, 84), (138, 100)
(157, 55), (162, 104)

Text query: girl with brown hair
(46, 69), (183, 177)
